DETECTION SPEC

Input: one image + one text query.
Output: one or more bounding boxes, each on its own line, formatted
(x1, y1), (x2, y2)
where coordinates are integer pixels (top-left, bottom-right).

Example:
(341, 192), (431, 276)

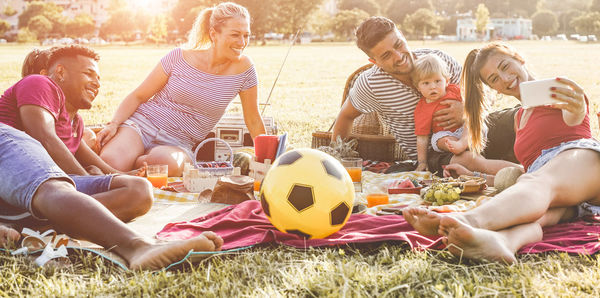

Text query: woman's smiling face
(479, 52), (530, 99)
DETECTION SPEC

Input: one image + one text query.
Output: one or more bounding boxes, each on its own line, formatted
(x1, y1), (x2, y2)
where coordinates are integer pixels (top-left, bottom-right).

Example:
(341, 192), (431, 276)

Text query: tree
(233, 0), (277, 39)
(3, 5), (17, 17)
(570, 12), (600, 35)
(100, 9), (137, 41)
(148, 15), (168, 44)
(171, 0), (207, 36)
(559, 9), (584, 34)
(532, 10), (559, 36)
(271, 0), (324, 35)
(17, 28), (37, 43)
(18, 1), (66, 36)
(331, 9), (370, 40)
(339, 0), (380, 16)
(28, 15), (52, 41)
(402, 8), (440, 40)
(475, 3), (490, 37)
(0, 19), (10, 38)
(386, 0), (433, 25)
(66, 13), (95, 37)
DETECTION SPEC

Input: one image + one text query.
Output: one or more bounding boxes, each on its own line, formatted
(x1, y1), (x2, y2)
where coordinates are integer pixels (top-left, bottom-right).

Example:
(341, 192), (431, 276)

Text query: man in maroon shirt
(0, 45), (152, 222)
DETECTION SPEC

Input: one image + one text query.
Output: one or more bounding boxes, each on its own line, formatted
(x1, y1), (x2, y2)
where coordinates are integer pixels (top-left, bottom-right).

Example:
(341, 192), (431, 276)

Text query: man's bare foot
(128, 231), (224, 270)
(440, 216), (517, 264)
(0, 225), (20, 247)
(445, 138), (468, 155)
(403, 207), (443, 236)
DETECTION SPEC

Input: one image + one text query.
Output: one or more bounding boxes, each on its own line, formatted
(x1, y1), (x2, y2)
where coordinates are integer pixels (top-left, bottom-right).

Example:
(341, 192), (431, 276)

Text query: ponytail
(184, 2), (250, 50)
(461, 48), (488, 154)
(185, 8), (214, 50)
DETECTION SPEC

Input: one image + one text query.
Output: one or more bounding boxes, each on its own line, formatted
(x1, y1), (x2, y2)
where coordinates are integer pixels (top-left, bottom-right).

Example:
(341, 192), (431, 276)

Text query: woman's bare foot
(445, 138), (468, 155)
(128, 231), (224, 270)
(0, 224), (20, 247)
(440, 216), (517, 264)
(403, 207), (443, 236)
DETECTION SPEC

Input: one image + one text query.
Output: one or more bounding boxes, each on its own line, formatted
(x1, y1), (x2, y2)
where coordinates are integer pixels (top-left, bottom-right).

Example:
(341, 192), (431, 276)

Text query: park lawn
(1, 41), (600, 296)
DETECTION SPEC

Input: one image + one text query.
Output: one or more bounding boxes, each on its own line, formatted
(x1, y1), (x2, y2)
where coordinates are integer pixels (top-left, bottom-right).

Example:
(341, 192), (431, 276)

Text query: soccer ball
(259, 148), (355, 239)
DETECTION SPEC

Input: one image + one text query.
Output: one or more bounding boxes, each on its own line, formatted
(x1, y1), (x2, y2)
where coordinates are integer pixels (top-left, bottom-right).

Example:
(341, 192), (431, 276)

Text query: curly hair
(21, 48), (52, 77)
(47, 44), (100, 68)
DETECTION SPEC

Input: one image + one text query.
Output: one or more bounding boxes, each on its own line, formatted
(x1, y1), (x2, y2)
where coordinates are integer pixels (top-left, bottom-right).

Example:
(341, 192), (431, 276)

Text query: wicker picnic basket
(311, 64), (407, 162)
(183, 138), (234, 193)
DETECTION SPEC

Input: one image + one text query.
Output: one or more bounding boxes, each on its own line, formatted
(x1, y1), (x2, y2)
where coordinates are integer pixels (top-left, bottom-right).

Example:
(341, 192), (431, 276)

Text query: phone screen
(519, 78), (563, 108)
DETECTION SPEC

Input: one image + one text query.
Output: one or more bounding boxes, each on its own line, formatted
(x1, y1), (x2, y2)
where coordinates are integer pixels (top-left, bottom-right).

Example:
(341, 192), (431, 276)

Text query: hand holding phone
(519, 78), (564, 108)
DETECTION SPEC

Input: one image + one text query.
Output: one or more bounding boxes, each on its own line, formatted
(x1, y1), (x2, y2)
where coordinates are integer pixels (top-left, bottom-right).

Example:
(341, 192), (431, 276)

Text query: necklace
(212, 60), (230, 74)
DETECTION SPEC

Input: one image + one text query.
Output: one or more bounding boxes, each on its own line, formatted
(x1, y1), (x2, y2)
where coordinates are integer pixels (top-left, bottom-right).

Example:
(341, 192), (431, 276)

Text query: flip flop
(34, 243), (70, 267)
(21, 228), (57, 251)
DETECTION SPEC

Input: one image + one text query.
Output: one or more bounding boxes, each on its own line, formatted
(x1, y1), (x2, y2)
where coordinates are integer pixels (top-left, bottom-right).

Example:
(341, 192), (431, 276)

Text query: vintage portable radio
(195, 114), (277, 161)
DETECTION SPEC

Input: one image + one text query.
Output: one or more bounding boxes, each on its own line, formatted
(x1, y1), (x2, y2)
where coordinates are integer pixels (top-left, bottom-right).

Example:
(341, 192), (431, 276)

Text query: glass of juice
(253, 179), (262, 192)
(366, 193), (389, 208)
(341, 157), (362, 192)
(147, 164), (168, 188)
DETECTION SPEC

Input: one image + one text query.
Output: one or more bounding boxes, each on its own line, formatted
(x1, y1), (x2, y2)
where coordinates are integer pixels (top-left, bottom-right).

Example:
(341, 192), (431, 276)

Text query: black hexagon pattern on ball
(321, 159), (343, 180)
(330, 202), (351, 226)
(277, 151), (303, 166)
(287, 184), (315, 212)
(286, 229), (311, 239)
(260, 192), (271, 217)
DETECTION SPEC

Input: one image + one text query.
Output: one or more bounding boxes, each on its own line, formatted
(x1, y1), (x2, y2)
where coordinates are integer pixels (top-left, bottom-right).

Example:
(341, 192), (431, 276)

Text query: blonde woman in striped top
(97, 2), (266, 176)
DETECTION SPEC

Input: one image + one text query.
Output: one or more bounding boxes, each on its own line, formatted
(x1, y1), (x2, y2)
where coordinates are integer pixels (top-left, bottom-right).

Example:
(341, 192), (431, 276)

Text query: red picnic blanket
(156, 200), (600, 255)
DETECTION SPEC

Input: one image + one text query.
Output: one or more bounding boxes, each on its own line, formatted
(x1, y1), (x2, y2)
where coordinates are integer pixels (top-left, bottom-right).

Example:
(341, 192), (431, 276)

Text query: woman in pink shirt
(404, 42), (600, 264)
(97, 2), (266, 176)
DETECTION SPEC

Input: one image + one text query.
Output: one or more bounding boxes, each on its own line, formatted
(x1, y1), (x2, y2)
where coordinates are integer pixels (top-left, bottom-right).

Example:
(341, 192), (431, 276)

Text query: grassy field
(1, 41), (600, 296)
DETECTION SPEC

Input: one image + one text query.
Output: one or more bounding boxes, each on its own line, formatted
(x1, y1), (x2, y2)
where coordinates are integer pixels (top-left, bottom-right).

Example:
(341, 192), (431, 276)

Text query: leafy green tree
(18, 1), (66, 36)
(331, 9), (369, 40)
(66, 13), (95, 37)
(17, 28), (37, 43)
(149, 15), (168, 44)
(386, 0), (433, 25)
(171, 0), (206, 36)
(100, 9), (137, 41)
(570, 11), (600, 35)
(28, 15), (52, 41)
(532, 10), (559, 36)
(558, 9), (584, 34)
(271, 0), (324, 34)
(3, 5), (17, 17)
(0, 19), (10, 38)
(339, 0), (380, 16)
(402, 8), (440, 40)
(233, 0), (277, 39)
(475, 3), (490, 37)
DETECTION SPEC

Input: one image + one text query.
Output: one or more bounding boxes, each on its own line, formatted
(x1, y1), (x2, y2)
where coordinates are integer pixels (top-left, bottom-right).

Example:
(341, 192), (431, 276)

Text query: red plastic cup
(254, 135), (279, 163)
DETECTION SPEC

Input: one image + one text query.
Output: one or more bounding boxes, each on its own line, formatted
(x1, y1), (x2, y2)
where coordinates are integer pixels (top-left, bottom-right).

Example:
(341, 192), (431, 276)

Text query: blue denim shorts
(0, 124), (73, 219)
(70, 175), (114, 196)
(431, 127), (464, 152)
(122, 112), (195, 161)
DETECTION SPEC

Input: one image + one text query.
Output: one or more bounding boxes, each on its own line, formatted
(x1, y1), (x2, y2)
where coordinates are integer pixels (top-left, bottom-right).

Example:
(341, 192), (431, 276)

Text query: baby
(412, 54), (469, 171)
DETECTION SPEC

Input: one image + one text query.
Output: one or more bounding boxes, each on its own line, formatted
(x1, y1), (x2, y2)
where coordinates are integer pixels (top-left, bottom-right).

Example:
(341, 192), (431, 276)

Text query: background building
(457, 18), (532, 41)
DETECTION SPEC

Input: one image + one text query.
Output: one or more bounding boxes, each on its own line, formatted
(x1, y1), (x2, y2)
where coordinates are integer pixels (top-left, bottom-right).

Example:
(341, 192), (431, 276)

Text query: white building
(457, 18), (532, 41)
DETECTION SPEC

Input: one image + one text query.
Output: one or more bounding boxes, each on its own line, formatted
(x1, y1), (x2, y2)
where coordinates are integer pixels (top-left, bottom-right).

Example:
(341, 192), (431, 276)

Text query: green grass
(2, 41), (600, 296)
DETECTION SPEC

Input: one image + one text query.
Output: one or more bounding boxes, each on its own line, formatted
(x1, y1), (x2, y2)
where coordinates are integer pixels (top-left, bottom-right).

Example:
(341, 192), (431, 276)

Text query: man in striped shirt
(332, 17), (519, 175)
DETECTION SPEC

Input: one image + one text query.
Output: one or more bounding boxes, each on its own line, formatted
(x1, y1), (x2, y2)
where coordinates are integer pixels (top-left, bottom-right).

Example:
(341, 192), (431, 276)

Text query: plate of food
(387, 178), (423, 194)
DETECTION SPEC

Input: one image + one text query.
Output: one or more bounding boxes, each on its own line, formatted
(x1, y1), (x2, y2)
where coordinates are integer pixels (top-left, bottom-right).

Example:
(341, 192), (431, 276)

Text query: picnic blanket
(157, 200), (600, 255)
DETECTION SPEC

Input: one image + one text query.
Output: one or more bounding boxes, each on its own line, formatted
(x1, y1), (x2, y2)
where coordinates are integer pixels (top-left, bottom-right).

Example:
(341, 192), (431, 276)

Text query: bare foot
(403, 207), (443, 236)
(440, 216), (517, 264)
(128, 231), (224, 270)
(0, 225), (20, 247)
(445, 138), (468, 155)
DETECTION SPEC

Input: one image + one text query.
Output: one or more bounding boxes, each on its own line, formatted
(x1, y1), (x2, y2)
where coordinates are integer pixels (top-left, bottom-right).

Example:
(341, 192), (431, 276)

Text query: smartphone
(519, 78), (563, 108)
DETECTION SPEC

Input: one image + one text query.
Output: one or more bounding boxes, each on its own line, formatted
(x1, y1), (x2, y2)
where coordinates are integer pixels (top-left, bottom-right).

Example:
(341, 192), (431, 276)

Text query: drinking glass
(147, 164), (168, 188)
(341, 157), (362, 192)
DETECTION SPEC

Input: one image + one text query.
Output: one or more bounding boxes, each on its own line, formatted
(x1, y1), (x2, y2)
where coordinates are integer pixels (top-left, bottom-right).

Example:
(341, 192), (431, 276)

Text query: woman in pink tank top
(96, 2), (266, 176)
(403, 42), (600, 264)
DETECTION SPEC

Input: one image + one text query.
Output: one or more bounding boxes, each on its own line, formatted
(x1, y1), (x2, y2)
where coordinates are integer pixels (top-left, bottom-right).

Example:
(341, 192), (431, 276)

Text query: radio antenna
(261, 28), (301, 115)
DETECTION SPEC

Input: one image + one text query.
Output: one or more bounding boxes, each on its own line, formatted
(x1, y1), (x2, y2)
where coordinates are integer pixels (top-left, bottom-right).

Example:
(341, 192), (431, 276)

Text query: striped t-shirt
(135, 48), (258, 149)
(349, 48), (461, 160)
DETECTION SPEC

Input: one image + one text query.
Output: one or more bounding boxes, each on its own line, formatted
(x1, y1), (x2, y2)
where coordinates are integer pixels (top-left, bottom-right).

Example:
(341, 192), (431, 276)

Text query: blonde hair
(462, 42), (527, 154)
(411, 54), (450, 85)
(184, 2), (250, 50)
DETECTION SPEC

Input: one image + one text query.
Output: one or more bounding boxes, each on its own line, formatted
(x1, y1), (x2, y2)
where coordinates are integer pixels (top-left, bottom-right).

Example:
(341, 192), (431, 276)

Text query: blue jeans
(0, 123), (72, 219)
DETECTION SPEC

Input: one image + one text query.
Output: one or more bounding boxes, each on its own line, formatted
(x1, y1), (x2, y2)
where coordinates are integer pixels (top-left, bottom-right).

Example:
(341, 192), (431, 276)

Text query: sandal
(21, 228), (57, 250)
(34, 243), (70, 267)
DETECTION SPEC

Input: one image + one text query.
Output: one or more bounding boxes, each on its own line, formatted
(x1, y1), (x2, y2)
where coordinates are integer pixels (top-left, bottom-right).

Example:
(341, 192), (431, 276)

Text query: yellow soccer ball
(259, 148), (355, 239)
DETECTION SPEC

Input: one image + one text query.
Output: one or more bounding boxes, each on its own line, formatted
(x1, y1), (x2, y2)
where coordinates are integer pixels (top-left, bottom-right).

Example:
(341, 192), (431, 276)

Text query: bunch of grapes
(422, 182), (462, 206)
